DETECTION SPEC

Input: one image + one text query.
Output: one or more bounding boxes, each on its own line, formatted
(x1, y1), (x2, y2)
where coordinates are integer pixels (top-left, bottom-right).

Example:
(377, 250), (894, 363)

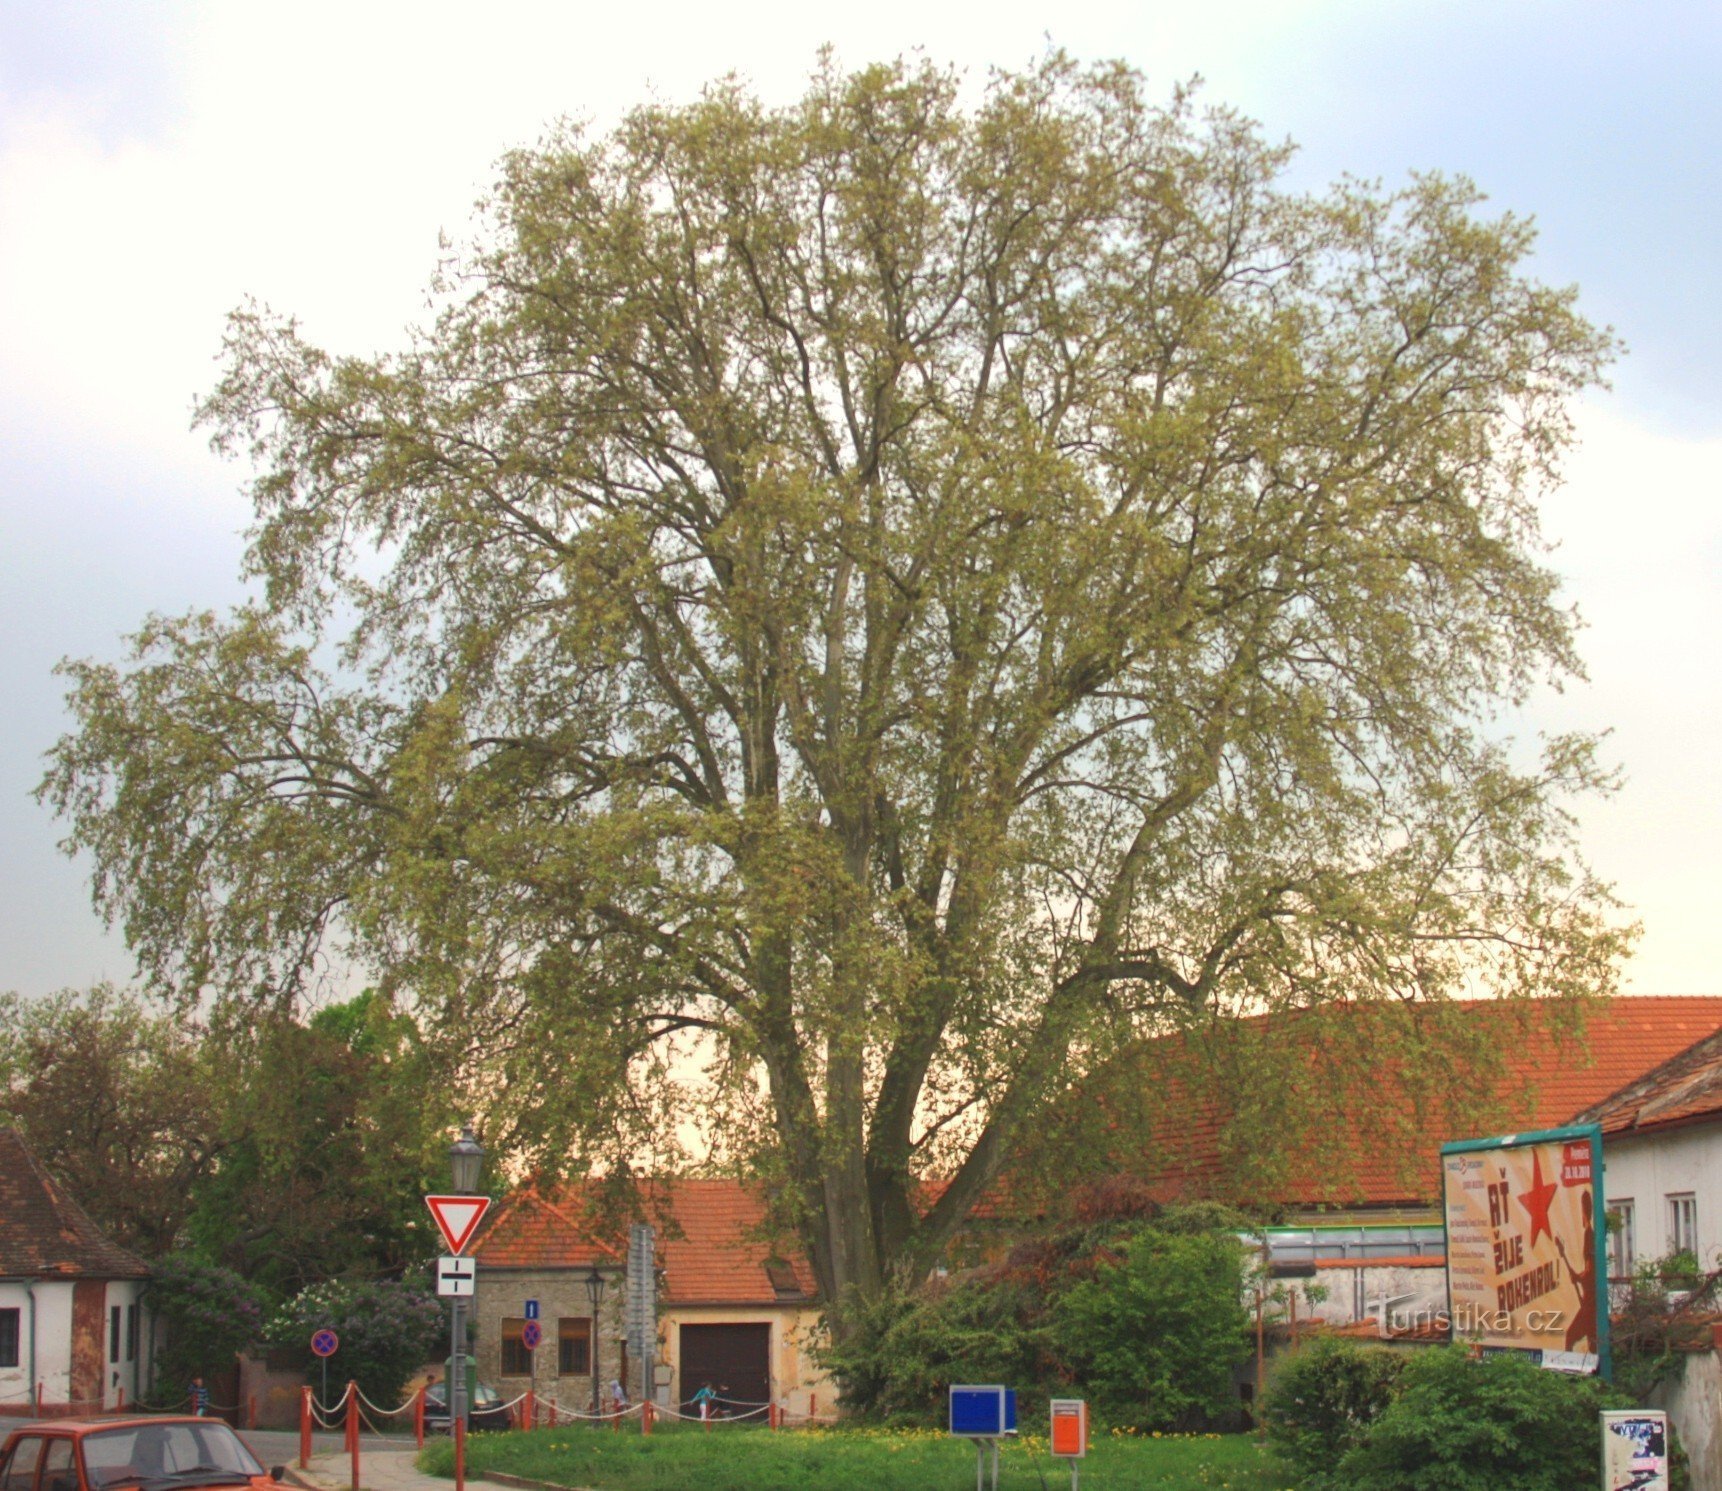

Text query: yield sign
(425, 1194), (491, 1255)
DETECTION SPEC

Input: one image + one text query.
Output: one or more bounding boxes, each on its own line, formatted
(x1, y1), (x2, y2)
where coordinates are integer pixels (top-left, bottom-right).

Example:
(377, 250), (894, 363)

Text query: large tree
(0, 985), (224, 1255)
(42, 54), (1631, 1314)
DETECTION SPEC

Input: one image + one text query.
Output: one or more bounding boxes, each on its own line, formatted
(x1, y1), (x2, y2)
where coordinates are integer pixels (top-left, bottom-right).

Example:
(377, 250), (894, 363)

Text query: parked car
(422, 1380), (512, 1433)
(0, 1418), (283, 1491)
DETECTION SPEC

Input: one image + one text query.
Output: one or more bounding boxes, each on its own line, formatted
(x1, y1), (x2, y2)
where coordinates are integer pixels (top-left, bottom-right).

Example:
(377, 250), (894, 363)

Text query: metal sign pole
(451, 1297), (466, 1429)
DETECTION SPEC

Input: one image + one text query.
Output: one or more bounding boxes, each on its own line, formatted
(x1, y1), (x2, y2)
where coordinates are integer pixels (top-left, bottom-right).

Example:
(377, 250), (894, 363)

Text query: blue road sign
(949, 1385), (1016, 1437)
(525, 1299), (540, 1321)
(311, 1329), (339, 1358)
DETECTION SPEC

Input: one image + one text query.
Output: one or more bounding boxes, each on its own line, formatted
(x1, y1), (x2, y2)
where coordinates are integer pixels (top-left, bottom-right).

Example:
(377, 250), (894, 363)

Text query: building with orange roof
(1056, 997), (1722, 1338)
(467, 1178), (831, 1419)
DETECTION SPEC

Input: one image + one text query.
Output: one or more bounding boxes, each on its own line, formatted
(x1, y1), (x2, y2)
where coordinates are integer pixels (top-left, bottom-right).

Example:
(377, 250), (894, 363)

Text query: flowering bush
(143, 1252), (268, 1401)
(268, 1278), (446, 1405)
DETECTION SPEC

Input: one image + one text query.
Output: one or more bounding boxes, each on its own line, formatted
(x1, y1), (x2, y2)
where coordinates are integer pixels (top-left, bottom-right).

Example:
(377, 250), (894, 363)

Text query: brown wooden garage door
(679, 1323), (771, 1416)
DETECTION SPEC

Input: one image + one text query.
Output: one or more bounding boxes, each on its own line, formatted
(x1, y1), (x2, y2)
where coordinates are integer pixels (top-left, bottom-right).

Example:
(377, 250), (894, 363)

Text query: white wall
(1601, 1125), (1722, 1274)
(0, 1280), (74, 1411)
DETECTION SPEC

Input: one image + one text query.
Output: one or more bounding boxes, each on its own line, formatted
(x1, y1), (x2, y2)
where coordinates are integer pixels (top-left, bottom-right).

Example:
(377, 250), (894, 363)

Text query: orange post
(641, 1399), (652, 1436)
(346, 1382), (359, 1491)
(525, 1388), (534, 1431)
(299, 1387), (312, 1470)
(769, 1402), (779, 1431)
(414, 1385), (425, 1449)
(454, 1416), (467, 1491)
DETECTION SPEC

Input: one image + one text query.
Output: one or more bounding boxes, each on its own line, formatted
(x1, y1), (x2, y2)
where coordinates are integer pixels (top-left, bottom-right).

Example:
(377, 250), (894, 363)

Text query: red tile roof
(1574, 1021), (1722, 1137)
(0, 1129), (150, 1279)
(471, 1178), (817, 1306)
(1092, 996), (1722, 1210)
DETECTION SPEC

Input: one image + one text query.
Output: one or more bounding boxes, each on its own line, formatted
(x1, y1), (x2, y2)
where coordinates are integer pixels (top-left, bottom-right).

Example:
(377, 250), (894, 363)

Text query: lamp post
(584, 1264), (606, 1416)
(449, 1126), (484, 1432)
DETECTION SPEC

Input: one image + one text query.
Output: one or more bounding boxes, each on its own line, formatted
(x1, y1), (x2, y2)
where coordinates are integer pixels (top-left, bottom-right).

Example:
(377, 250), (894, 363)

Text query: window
(1669, 1193), (1698, 1257)
(0, 1308), (19, 1369)
(557, 1317), (591, 1377)
(40, 1440), (75, 1491)
(500, 1318), (533, 1377)
(1608, 1199), (1636, 1278)
(125, 1304), (139, 1363)
(110, 1305), (122, 1362)
(1, 1436), (42, 1491)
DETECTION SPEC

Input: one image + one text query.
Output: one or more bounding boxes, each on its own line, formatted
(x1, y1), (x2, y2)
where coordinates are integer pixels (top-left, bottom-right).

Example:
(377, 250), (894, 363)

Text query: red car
(0, 1418), (283, 1491)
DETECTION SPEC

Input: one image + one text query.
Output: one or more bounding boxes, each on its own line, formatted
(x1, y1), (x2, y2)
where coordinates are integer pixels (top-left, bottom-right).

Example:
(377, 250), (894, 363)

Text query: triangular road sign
(425, 1194), (492, 1255)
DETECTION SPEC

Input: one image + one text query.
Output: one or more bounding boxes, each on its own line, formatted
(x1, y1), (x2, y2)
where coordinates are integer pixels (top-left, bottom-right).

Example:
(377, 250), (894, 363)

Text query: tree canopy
(41, 53), (1631, 1312)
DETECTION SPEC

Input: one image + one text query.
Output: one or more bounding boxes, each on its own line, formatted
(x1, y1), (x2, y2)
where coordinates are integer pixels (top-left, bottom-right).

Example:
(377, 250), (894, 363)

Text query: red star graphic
(1517, 1150), (1559, 1249)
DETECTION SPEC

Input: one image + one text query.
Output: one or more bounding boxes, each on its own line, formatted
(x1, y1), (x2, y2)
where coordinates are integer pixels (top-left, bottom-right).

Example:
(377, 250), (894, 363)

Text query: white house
(1572, 1024), (1722, 1283)
(0, 1129), (151, 1416)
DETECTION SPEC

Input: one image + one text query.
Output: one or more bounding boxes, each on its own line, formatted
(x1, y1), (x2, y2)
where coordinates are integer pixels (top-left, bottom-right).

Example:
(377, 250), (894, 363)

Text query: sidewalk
(287, 1448), (451, 1491)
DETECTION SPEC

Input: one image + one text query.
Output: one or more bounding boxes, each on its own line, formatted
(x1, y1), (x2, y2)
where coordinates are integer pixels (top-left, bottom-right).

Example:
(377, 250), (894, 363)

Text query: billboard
(1440, 1124), (1607, 1376)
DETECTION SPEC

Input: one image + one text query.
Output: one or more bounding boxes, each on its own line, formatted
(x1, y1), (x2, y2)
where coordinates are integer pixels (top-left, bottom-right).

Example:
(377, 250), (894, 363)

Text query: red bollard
(525, 1388), (535, 1431)
(769, 1402), (779, 1432)
(641, 1400), (652, 1437)
(454, 1417), (467, 1491)
(346, 1382), (359, 1491)
(299, 1388), (312, 1470)
(414, 1385), (425, 1449)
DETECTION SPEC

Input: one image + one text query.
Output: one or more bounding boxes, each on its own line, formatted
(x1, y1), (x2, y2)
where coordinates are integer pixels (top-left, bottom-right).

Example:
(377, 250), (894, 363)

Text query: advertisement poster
(1601, 1410), (1669, 1491)
(1441, 1124), (1606, 1374)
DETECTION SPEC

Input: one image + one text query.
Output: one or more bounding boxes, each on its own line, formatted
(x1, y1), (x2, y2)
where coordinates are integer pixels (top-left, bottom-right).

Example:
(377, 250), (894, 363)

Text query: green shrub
(267, 1277), (446, 1405)
(818, 1277), (1046, 1423)
(1261, 1338), (1407, 1483)
(143, 1252), (268, 1402)
(1336, 1347), (1630, 1491)
(1051, 1228), (1250, 1430)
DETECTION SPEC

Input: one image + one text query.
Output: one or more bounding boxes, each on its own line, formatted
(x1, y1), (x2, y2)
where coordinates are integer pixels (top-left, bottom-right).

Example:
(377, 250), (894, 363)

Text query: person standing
(189, 1378), (209, 1416)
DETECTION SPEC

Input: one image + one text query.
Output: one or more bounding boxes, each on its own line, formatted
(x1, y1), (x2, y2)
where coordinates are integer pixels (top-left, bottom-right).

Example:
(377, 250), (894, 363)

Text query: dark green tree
(42, 52), (1630, 1322)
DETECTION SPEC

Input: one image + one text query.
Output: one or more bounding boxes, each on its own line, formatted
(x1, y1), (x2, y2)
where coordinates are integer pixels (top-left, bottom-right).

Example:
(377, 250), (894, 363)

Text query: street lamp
(448, 1126), (485, 1432)
(450, 1125), (484, 1195)
(584, 1264), (606, 1415)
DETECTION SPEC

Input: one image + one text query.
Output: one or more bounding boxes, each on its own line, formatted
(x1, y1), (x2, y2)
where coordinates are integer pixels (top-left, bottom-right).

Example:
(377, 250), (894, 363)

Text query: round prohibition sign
(521, 1320), (542, 1351)
(311, 1329), (339, 1358)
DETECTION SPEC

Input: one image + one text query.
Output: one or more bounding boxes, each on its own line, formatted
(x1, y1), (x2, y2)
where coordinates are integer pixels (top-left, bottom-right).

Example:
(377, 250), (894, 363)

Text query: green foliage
(0, 985), (223, 1256)
(817, 1278), (1047, 1423)
(822, 1217), (1251, 1430)
(1332, 1347), (1634, 1491)
(1611, 1253), (1722, 1398)
(1052, 1229), (1251, 1429)
(268, 1277), (446, 1405)
(144, 1252), (268, 1399)
(185, 993), (451, 1295)
(41, 47), (1631, 1321)
(1261, 1338), (1407, 1482)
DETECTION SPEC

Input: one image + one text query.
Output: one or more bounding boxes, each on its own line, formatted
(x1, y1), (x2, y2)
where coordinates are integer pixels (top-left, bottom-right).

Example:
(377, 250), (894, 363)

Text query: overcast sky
(3, 1), (1718, 1001)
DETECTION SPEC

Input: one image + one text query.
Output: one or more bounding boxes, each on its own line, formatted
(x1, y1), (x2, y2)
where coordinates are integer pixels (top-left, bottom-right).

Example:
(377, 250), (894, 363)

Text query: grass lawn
(418, 1420), (1290, 1491)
